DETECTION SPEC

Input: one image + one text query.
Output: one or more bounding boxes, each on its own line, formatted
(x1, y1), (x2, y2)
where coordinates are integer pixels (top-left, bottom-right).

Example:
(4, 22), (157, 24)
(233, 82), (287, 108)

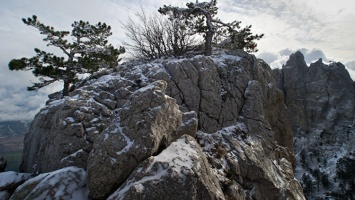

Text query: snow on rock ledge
(108, 135), (224, 200)
(10, 167), (88, 200)
(0, 171), (32, 197)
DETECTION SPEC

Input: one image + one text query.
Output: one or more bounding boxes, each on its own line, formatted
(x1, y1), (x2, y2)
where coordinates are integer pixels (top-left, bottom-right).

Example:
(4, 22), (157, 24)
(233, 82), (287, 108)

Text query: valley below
(0, 121), (28, 171)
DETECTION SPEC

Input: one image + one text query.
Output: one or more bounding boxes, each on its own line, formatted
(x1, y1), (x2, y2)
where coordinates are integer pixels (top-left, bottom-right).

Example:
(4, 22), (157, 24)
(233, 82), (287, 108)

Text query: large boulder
(87, 81), (188, 199)
(10, 167), (88, 200)
(108, 135), (224, 200)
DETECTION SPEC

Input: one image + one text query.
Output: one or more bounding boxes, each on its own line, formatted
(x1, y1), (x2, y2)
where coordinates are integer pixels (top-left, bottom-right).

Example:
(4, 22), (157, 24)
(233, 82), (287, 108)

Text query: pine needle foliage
(9, 15), (125, 97)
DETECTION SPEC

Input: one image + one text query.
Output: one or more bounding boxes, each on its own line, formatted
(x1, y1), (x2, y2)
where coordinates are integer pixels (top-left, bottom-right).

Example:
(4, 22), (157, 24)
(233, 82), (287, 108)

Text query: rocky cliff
(1, 51), (305, 199)
(275, 51), (355, 199)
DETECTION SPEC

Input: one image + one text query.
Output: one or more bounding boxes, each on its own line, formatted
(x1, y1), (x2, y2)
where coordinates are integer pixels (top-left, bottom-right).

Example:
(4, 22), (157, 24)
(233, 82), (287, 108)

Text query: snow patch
(112, 122), (134, 156)
(212, 53), (241, 67)
(61, 149), (84, 163)
(147, 136), (198, 174)
(110, 136), (199, 200)
(0, 171), (32, 188)
(13, 167), (88, 200)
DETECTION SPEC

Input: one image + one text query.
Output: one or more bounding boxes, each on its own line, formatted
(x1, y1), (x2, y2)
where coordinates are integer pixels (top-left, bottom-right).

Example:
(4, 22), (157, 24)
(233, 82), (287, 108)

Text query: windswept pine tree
(9, 15), (125, 97)
(159, 0), (264, 55)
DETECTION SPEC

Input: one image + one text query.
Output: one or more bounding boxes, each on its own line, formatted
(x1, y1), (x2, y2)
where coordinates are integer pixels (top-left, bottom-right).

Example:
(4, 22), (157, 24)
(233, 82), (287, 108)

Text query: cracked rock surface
(16, 51), (304, 200)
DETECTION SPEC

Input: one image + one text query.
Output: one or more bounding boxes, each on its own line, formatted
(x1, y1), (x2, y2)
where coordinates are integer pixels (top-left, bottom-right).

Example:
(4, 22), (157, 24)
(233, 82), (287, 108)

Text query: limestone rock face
(17, 51), (304, 200)
(20, 72), (122, 173)
(108, 135), (224, 200)
(275, 51), (355, 131)
(198, 127), (304, 200)
(274, 51), (355, 199)
(161, 52), (293, 150)
(87, 81), (185, 199)
(10, 167), (87, 200)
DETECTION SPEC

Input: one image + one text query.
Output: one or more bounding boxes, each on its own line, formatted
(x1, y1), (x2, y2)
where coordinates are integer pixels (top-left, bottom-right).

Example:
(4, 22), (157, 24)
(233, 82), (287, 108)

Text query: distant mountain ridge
(274, 51), (355, 199)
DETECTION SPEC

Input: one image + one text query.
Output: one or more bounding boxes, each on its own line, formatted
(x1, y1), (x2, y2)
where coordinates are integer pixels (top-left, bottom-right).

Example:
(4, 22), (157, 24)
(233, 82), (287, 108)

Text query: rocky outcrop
(108, 135), (224, 200)
(14, 51), (304, 199)
(87, 81), (187, 199)
(11, 167), (87, 200)
(274, 51), (355, 199)
(274, 51), (355, 131)
(198, 126), (304, 200)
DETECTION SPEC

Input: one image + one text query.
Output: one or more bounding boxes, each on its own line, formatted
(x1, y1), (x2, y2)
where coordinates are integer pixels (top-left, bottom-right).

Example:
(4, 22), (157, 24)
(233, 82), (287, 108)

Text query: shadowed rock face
(274, 51), (355, 199)
(275, 51), (355, 131)
(15, 51), (304, 200)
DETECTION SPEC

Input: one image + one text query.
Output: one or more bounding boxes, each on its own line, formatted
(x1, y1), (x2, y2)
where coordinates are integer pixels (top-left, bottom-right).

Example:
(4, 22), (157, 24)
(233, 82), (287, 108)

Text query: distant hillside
(0, 121), (29, 138)
(0, 121), (29, 171)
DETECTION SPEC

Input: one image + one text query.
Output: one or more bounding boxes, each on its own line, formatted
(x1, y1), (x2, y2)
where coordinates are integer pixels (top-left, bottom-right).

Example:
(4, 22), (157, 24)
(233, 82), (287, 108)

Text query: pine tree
(9, 15), (125, 97)
(158, 0), (264, 55)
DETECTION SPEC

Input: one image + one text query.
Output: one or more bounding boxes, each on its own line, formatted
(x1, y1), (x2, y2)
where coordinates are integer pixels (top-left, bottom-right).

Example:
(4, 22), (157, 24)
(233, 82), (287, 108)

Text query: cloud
(346, 61), (355, 71)
(298, 48), (329, 63)
(279, 49), (293, 56)
(0, 83), (62, 122)
(0, 88), (45, 122)
(259, 48), (327, 67)
(257, 51), (278, 64)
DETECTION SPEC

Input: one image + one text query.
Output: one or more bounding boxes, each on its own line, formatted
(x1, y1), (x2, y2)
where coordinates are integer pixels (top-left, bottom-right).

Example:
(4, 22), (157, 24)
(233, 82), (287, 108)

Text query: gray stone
(177, 111), (198, 138)
(275, 51), (355, 131)
(108, 135), (225, 200)
(198, 127), (305, 200)
(276, 51), (355, 199)
(19, 51), (305, 200)
(159, 53), (293, 150)
(87, 80), (183, 199)
(20, 73), (135, 173)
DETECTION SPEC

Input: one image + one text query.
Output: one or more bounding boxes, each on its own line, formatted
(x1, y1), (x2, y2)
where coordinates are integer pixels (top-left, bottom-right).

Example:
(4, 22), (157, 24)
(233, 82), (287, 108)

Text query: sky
(0, 0), (354, 122)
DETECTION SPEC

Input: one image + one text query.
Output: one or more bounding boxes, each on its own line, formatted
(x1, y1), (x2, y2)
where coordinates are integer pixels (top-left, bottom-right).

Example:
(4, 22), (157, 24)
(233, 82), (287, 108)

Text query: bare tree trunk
(62, 80), (70, 97)
(195, 7), (214, 56)
(205, 31), (213, 56)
